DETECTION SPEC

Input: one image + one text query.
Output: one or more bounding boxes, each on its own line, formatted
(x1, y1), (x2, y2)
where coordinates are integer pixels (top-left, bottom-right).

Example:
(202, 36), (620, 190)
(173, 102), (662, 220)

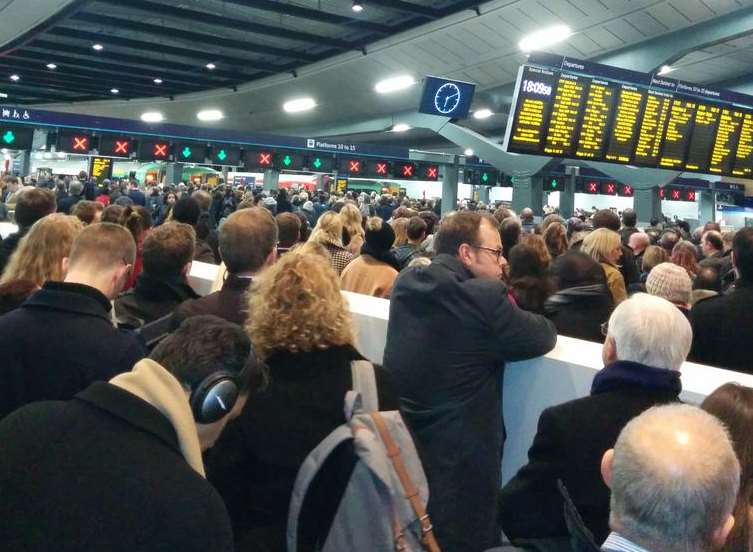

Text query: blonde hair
(1, 214), (84, 286)
(339, 203), (364, 242)
(582, 227), (621, 266)
(247, 247), (354, 359)
(391, 218), (409, 247)
(309, 211), (344, 248)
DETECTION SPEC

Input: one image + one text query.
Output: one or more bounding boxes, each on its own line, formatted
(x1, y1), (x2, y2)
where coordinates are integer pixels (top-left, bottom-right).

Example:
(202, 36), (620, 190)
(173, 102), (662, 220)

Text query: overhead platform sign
(503, 53), (753, 178)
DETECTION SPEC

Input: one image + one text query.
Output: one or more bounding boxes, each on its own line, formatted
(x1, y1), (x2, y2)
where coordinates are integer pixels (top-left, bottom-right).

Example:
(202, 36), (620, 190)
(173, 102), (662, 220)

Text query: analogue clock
(434, 82), (461, 115)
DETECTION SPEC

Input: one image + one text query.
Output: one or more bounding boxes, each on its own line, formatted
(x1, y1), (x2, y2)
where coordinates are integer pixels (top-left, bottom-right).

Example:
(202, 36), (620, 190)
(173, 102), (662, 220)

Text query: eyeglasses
(472, 245), (504, 262)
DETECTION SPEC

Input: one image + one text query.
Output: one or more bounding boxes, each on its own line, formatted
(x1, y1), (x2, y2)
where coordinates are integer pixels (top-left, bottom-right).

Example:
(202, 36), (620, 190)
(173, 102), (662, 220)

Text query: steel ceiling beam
(43, 27), (289, 75)
(355, 0), (438, 18)
(0, 81), (97, 102)
(0, 75), (147, 99)
(93, 0), (358, 50)
(69, 12), (321, 63)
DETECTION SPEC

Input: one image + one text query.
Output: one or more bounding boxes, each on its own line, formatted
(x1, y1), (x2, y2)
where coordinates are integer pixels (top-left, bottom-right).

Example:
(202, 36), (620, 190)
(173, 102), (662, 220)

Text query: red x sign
(153, 143), (168, 157)
(588, 182), (598, 193)
(659, 188), (665, 199)
(671, 190), (681, 200)
(348, 160), (362, 173)
(115, 140), (130, 154)
(72, 136), (89, 151)
(375, 162), (388, 175)
(686, 191), (696, 201)
(258, 152), (272, 166)
(401, 163), (414, 177)
(606, 183), (616, 194)
(426, 166), (438, 179)
(623, 185), (633, 196)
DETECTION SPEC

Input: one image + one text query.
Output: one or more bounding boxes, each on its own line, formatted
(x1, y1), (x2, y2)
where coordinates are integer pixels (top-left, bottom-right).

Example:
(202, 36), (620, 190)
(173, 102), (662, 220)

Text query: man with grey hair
(500, 294), (691, 546)
(58, 179), (84, 214)
(601, 404), (739, 552)
(700, 230), (731, 277)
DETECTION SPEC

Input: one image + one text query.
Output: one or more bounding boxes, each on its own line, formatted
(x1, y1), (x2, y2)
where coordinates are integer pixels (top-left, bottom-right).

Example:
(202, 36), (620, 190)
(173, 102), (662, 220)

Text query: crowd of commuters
(1, 172), (753, 552)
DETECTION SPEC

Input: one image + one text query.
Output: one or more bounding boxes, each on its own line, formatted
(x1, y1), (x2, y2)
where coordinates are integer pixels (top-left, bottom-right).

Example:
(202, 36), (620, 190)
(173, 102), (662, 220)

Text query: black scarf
(591, 360), (682, 397)
(360, 242), (401, 271)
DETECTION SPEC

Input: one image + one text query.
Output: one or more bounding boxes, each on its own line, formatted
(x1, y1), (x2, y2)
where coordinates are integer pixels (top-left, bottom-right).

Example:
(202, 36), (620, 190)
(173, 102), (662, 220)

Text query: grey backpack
(287, 361), (442, 552)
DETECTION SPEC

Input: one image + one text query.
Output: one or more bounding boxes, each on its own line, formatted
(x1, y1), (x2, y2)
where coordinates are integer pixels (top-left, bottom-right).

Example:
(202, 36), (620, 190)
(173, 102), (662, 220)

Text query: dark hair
(622, 208), (637, 227)
(543, 223), (568, 259)
(71, 200), (102, 225)
(550, 250), (606, 290)
(733, 227), (753, 282)
(435, 212), (496, 256)
(119, 205), (152, 243)
(295, 212), (311, 242)
(15, 188), (56, 228)
(693, 266), (721, 293)
(101, 204), (125, 224)
(508, 243), (554, 313)
(500, 218), (521, 259)
(151, 315), (264, 394)
(659, 230), (680, 253)
(407, 216), (427, 241)
(418, 211), (439, 235)
(0, 279), (37, 315)
(220, 208), (278, 274)
(701, 383), (753, 552)
(191, 190), (211, 212)
(703, 231), (723, 252)
(493, 207), (514, 224)
(592, 209), (620, 232)
(142, 223), (195, 278)
(276, 212), (301, 249)
(172, 197), (201, 226)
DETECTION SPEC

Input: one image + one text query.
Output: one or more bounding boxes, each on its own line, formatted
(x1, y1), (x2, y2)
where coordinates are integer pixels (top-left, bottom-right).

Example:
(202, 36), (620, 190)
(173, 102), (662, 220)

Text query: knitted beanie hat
(365, 217), (395, 252)
(646, 262), (692, 305)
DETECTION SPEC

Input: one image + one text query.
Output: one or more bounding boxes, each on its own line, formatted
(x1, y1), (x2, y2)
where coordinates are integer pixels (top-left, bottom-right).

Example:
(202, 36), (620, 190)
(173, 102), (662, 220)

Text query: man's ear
(601, 449), (614, 488)
(182, 261), (192, 276)
(712, 514), (735, 550)
(61, 257), (69, 278)
(457, 243), (474, 267)
(602, 335), (617, 366)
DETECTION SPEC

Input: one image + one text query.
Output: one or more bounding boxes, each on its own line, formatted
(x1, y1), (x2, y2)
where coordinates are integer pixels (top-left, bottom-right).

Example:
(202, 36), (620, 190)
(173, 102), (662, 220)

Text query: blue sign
(418, 76), (475, 119)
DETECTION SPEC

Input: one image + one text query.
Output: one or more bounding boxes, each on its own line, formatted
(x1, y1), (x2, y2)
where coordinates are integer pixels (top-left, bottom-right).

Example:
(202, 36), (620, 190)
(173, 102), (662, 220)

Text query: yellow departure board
(733, 112), (753, 176)
(634, 91), (673, 165)
(507, 66), (557, 154)
(543, 73), (587, 156)
(575, 79), (616, 159)
(685, 103), (721, 171)
(709, 108), (743, 174)
(604, 86), (645, 162)
(659, 98), (696, 169)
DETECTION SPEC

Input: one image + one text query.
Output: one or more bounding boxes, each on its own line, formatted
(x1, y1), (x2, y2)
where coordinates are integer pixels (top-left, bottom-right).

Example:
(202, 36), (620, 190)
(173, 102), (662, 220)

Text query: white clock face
(434, 83), (461, 115)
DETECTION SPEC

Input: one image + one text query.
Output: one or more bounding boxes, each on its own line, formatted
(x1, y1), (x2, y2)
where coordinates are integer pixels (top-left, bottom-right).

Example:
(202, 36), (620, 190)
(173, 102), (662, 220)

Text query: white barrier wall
(190, 262), (753, 482)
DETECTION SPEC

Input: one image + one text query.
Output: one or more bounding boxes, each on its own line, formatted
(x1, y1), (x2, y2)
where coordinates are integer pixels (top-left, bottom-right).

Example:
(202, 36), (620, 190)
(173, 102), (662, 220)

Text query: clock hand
(443, 92), (459, 110)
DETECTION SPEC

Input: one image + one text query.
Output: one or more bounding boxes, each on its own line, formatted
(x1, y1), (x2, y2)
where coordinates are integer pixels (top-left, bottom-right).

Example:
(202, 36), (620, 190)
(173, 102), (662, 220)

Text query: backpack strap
(350, 360), (378, 412)
(370, 412), (442, 552)
(287, 424), (353, 552)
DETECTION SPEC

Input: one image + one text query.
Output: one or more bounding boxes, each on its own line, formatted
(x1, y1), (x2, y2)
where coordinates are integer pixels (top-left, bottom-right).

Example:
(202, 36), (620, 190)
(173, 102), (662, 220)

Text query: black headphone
(189, 371), (244, 424)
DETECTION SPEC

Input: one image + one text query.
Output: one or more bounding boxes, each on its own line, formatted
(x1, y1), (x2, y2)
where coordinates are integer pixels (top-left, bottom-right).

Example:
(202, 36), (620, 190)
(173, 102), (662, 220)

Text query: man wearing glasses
(384, 211), (557, 552)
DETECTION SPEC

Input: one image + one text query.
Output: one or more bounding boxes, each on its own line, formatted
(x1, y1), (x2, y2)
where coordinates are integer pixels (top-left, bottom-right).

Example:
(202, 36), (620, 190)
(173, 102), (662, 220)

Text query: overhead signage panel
(58, 130), (91, 153)
(503, 55), (753, 177)
(98, 135), (133, 157)
(138, 139), (170, 161)
(418, 76), (476, 119)
(173, 142), (207, 163)
(0, 125), (33, 150)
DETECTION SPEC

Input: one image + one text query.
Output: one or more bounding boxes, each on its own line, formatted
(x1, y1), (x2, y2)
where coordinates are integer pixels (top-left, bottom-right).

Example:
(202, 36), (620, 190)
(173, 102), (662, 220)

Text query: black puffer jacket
(544, 284), (614, 342)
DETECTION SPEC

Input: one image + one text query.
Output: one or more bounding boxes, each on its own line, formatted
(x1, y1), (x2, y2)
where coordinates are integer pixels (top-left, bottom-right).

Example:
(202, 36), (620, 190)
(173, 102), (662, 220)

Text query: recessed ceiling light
(9, 74), (20, 82)
(375, 74), (416, 94)
(46, 63), (57, 70)
(392, 123), (411, 132)
(110, 88), (119, 94)
(92, 43), (104, 51)
(283, 97), (316, 113)
(141, 111), (164, 123)
(518, 24), (572, 53)
(153, 78), (163, 84)
(658, 65), (674, 76)
(352, 1), (364, 12)
(473, 108), (493, 119)
(464, 148), (474, 156)
(206, 63), (216, 70)
(197, 109), (224, 122)
(0, 92), (8, 99)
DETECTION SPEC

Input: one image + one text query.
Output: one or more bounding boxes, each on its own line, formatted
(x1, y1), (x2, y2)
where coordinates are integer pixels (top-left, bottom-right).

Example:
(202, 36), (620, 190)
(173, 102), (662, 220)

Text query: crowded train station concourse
(4, 1), (753, 551)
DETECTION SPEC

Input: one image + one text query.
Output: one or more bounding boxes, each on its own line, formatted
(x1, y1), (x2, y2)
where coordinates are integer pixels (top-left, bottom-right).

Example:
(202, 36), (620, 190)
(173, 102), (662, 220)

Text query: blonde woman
(391, 217), (409, 247)
(205, 248), (399, 551)
(339, 203), (365, 256)
(307, 210), (354, 274)
(582, 227), (627, 305)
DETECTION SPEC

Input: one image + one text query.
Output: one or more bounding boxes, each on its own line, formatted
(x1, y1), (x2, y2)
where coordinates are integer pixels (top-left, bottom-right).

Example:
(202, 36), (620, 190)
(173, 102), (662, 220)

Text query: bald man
(628, 232), (650, 270)
(601, 404), (739, 552)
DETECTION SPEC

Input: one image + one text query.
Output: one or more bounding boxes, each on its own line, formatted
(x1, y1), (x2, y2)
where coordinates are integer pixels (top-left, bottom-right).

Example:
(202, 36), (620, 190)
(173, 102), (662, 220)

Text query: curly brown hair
(247, 246), (354, 359)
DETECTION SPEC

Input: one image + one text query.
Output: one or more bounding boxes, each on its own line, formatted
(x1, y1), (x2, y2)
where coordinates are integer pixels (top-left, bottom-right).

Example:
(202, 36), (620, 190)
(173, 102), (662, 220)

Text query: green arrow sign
(312, 157), (322, 169)
(181, 147), (192, 159)
(481, 172), (489, 183)
(217, 149), (227, 162)
(282, 154), (292, 167)
(2, 131), (15, 145)
(551, 179), (558, 189)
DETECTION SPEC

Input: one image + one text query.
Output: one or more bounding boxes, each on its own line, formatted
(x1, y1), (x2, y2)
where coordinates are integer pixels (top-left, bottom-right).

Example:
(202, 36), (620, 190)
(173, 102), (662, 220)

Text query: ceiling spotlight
(518, 24), (572, 53)
(392, 123), (411, 132)
(658, 65), (674, 76)
(153, 78), (163, 84)
(46, 63), (57, 70)
(197, 109), (224, 122)
(352, 1), (364, 12)
(464, 148), (474, 156)
(110, 88), (120, 94)
(92, 43), (104, 51)
(141, 111), (164, 123)
(206, 63), (216, 70)
(473, 108), (493, 119)
(375, 74), (416, 94)
(9, 74), (20, 82)
(0, 92), (8, 99)
(283, 97), (316, 113)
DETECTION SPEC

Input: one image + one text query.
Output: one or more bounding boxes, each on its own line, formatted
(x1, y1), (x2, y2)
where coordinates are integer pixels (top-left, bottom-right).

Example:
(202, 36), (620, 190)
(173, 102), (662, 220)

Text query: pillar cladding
(558, 174), (576, 218)
(698, 190), (715, 225)
(634, 186), (661, 225)
(165, 163), (183, 186)
(512, 173), (544, 215)
(477, 185), (490, 205)
(263, 169), (279, 191)
(441, 163), (459, 217)
(15, 150), (30, 177)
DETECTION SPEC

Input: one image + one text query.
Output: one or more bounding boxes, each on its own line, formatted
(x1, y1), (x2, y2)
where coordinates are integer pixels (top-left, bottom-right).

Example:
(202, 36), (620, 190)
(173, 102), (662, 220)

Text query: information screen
(503, 57), (753, 177)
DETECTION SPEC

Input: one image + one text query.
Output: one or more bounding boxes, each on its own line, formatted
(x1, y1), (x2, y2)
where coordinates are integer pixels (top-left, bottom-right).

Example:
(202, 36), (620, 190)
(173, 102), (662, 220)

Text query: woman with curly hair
(339, 202), (365, 256)
(205, 246), (398, 552)
(671, 240), (700, 280)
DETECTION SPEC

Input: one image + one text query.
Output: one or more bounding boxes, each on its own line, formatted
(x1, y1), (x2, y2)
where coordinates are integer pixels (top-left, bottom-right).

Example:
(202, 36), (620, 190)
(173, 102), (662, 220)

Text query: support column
(263, 168), (279, 191)
(441, 162), (459, 217)
(16, 150), (30, 177)
(698, 190), (715, 226)
(478, 185), (490, 204)
(165, 163), (183, 186)
(512, 173), (544, 215)
(559, 174), (576, 218)
(634, 187), (661, 225)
